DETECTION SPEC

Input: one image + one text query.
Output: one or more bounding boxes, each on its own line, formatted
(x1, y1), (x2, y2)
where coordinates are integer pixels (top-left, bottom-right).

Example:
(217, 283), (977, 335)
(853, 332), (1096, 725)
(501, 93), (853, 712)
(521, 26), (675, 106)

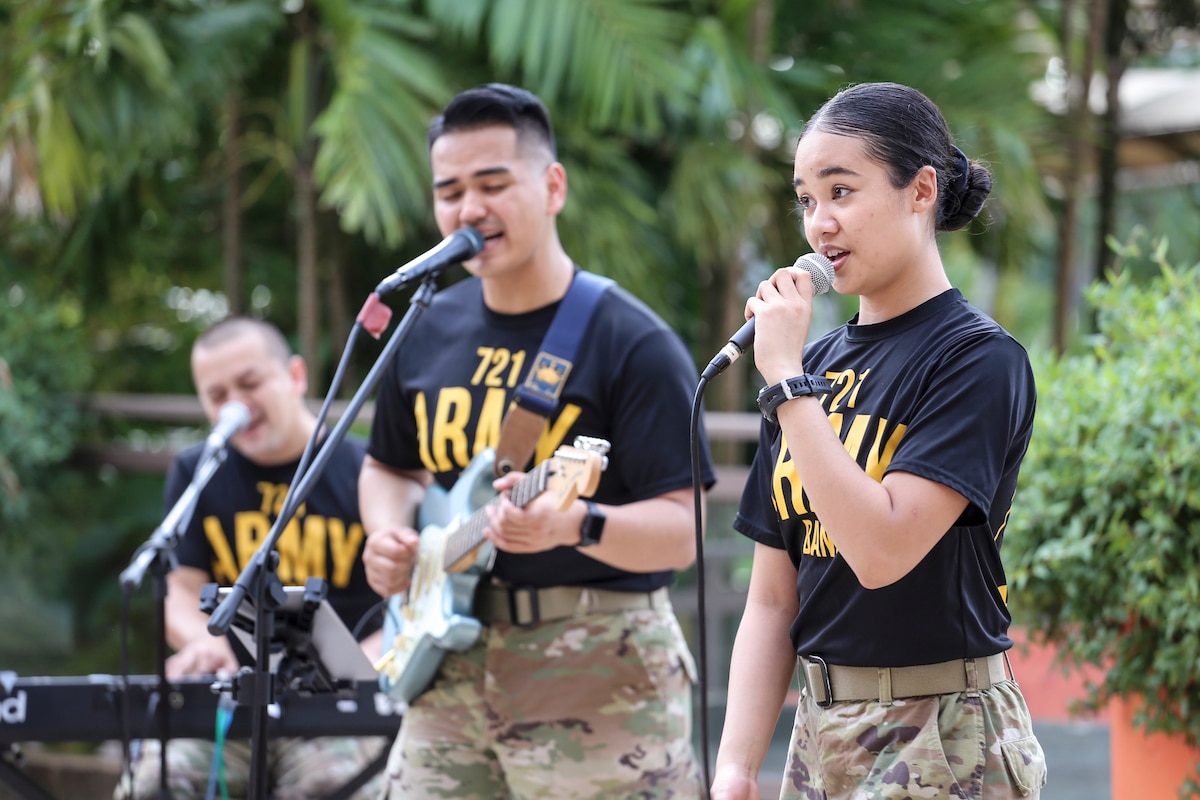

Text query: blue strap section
(514, 271), (614, 416)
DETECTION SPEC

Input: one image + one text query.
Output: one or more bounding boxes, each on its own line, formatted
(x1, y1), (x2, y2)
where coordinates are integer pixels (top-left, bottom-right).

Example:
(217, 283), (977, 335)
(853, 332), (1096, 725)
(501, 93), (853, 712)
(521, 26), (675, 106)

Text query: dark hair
(195, 316), (292, 364)
(428, 83), (557, 159)
(801, 82), (991, 232)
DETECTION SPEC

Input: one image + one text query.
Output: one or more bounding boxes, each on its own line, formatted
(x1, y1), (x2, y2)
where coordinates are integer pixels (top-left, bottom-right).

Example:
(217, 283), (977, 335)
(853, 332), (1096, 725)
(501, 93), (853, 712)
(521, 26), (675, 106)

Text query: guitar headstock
(543, 437), (611, 509)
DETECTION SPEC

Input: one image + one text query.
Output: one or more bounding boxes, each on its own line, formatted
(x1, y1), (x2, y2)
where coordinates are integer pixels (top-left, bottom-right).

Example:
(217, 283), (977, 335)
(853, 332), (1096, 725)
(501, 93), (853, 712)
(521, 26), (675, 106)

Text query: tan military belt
(476, 584), (671, 627)
(800, 652), (1011, 707)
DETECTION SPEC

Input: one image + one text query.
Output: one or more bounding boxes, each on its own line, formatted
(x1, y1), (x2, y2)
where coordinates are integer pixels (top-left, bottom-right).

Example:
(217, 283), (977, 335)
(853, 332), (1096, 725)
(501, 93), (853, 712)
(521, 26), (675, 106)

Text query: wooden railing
(84, 393), (763, 706)
(83, 393), (758, 503)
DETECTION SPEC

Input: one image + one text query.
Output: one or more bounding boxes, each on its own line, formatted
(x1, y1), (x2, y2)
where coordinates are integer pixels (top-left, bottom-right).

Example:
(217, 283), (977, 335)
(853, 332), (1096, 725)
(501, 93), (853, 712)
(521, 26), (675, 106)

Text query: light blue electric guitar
(375, 436), (610, 705)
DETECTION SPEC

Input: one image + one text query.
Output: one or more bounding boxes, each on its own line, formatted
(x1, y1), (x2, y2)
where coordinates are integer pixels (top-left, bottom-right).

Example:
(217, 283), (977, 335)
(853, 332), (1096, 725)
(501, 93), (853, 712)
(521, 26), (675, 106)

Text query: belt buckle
(506, 585), (540, 627)
(804, 655), (834, 708)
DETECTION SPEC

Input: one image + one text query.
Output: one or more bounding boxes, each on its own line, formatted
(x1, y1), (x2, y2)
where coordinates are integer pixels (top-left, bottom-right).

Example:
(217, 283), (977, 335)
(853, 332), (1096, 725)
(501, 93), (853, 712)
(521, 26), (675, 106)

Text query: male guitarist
(360, 83), (716, 799)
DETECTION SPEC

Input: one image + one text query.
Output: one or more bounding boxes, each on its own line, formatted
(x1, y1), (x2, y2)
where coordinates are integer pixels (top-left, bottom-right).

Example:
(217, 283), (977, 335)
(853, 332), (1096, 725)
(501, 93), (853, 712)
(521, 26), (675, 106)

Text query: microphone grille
(219, 401), (251, 428)
(458, 226), (486, 255)
(792, 252), (835, 296)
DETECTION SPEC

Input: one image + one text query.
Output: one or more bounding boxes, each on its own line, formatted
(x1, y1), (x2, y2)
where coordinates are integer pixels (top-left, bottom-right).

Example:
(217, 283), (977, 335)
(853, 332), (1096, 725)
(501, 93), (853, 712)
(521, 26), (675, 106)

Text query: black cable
(296, 323), (364, 481)
(690, 375), (712, 799)
(350, 597), (387, 641)
(117, 588), (134, 796)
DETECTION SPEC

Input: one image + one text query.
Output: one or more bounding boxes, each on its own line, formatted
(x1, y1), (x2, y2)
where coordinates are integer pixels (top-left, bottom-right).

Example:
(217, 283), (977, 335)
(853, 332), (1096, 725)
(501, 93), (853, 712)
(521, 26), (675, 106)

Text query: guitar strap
(494, 269), (614, 476)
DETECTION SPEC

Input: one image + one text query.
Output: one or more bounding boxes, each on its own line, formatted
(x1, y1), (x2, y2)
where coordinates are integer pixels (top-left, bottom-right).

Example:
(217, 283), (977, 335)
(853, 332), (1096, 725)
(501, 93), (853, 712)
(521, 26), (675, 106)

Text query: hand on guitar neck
(481, 463), (598, 555)
(374, 436), (610, 705)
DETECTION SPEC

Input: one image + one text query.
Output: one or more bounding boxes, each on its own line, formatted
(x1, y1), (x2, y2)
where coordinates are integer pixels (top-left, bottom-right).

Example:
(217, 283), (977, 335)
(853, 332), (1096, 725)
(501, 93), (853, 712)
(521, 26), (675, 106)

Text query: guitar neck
(441, 461), (550, 569)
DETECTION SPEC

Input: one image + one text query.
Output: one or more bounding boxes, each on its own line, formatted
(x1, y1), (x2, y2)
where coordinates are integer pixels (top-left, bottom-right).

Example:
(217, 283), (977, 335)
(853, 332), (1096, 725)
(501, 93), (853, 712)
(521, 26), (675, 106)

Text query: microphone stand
(119, 445), (232, 800)
(204, 277), (440, 800)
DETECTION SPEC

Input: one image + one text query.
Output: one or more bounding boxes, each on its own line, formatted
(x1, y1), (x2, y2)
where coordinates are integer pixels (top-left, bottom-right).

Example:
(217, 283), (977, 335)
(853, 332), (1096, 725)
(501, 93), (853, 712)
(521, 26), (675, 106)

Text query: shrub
(0, 288), (95, 669)
(1006, 242), (1200, 795)
(0, 288), (93, 525)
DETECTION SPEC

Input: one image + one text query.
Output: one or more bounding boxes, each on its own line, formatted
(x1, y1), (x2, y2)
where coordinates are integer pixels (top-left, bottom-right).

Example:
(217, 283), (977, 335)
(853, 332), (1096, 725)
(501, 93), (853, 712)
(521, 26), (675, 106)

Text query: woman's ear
(911, 164), (939, 214)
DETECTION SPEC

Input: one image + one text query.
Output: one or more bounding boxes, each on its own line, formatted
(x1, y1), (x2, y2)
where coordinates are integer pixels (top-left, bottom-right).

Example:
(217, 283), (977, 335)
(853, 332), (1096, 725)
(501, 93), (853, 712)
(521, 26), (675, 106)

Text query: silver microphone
(701, 253), (835, 381)
(203, 401), (251, 455)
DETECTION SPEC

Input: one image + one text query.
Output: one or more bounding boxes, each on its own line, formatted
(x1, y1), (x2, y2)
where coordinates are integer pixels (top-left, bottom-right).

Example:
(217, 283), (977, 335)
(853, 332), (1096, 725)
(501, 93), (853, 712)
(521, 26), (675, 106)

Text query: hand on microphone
(748, 254), (835, 385)
(701, 253), (833, 381)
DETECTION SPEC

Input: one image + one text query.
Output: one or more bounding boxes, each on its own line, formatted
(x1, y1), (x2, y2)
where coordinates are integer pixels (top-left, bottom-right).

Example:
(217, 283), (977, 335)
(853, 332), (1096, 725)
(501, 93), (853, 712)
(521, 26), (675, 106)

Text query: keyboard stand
(0, 731), (394, 800)
(1, 745), (56, 800)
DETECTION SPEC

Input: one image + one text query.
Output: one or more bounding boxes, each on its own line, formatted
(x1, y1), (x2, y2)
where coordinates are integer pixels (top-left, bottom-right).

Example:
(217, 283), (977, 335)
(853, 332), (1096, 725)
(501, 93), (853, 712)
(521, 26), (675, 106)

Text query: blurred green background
(2, 0), (1199, 685)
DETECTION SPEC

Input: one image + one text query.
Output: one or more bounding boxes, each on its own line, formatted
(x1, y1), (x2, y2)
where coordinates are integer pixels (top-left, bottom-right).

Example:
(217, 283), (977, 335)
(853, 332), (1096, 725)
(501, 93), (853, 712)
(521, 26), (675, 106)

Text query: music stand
(201, 578), (376, 702)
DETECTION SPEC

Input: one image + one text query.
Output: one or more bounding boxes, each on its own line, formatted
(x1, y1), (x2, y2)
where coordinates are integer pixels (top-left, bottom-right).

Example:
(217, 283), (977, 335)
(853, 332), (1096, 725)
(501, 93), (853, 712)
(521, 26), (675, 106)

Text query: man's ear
(545, 161), (567, 216)
(288, 354), (309, 396)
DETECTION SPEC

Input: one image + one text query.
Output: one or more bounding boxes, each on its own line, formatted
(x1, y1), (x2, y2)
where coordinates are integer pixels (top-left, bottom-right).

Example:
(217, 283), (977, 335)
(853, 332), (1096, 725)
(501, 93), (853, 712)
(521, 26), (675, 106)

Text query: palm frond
(429, 0), (697, 136)
(312, 5), (455, 246)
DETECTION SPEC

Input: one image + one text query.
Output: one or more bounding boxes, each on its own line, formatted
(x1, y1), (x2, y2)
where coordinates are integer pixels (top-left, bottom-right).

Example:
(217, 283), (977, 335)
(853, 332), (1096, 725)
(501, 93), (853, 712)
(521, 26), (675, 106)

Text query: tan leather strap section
(476, 585), (672, 626)
(800, 653), (1011, 705)
(493, 404), (546, 477)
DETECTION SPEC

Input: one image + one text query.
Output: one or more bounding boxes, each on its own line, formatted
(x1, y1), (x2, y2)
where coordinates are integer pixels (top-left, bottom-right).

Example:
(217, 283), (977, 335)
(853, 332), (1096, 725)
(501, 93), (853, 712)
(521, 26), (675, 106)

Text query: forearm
(164, 598), (219, 653)
(162, 568), (239, 677)
(163, 569), (221, 652)
(715, 596), (798, 778)
(774, 396), (964, 588)
(358, 456), (428, 534)
(573, 488), (702, 573)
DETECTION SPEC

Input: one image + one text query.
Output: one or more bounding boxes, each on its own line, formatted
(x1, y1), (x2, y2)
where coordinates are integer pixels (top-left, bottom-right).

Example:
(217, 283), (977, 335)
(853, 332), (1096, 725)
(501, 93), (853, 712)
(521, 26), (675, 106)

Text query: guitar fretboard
(441, 460), (552, 569)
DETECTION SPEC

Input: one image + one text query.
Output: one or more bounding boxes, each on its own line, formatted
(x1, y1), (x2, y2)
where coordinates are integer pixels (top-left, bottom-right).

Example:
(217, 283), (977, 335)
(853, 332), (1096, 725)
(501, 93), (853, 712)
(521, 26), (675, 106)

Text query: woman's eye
(797, 195), (813, 210)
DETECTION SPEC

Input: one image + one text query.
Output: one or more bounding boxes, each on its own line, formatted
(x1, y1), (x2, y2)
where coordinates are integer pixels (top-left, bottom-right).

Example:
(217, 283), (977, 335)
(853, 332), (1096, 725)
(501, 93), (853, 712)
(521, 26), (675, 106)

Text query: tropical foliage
(2, 0), (1198, 686)
(1006, 237), (1200, 794)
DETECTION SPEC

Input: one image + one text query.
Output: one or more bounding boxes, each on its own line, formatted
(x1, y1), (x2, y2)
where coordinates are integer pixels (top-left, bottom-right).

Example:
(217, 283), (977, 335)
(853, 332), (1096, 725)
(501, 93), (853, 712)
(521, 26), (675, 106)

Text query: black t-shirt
(734, 289), (1036, 666)
(368, 270), (716, 592)
(168, 436), (380, 639)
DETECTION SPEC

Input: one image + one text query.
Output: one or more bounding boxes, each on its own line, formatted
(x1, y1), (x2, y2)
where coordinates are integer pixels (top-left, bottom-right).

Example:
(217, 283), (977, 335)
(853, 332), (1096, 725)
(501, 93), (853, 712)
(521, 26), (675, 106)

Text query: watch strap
(578, 500), (605, 547)
(757, 374), (832, 423)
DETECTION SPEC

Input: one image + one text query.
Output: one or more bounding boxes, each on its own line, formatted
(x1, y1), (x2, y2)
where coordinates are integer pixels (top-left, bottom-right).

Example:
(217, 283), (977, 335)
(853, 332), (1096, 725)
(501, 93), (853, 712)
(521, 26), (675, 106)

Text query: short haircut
(427, 83), (557, 159)
(194, 316), (292, 365)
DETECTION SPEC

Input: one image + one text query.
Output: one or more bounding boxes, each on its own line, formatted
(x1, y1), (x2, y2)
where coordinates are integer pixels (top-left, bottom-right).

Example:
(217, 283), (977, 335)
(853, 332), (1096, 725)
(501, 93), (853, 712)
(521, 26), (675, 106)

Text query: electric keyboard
(0, 673), (402, 743)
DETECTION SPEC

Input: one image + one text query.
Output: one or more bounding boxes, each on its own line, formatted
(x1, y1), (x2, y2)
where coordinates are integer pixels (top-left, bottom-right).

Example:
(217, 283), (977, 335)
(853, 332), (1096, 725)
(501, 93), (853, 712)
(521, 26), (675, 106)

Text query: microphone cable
(689, 374), (713, 799)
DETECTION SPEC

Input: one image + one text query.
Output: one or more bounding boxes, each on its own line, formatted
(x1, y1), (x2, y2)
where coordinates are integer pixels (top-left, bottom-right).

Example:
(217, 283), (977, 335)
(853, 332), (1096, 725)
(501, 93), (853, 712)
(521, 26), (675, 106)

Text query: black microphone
(700, 252), (835, 381)
(374, 227), (486, 295)
(202, 401), (251, 458)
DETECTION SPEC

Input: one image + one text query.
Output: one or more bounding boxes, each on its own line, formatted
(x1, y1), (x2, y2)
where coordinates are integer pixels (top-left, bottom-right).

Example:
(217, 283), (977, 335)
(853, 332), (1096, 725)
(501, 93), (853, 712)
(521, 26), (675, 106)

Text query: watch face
(579, 502), (605, 546)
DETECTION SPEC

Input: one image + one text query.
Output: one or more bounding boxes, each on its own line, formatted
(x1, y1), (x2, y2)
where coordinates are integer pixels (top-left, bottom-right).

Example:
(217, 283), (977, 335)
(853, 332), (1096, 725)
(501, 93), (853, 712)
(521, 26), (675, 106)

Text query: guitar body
(375, 438), (609, 706)
(377, 449), (498, 706)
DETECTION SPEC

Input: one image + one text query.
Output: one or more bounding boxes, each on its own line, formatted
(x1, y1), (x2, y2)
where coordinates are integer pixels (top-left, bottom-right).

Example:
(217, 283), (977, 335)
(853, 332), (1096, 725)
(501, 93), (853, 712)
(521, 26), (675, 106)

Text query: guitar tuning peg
(572, 436), (611, 469)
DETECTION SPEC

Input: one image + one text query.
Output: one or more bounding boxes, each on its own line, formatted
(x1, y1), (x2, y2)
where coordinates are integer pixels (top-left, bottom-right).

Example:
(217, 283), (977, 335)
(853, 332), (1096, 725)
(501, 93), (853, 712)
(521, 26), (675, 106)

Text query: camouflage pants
(780, 678), (1047, 799)
(114, 735), (389, 800)
(381, 607), (702, 799)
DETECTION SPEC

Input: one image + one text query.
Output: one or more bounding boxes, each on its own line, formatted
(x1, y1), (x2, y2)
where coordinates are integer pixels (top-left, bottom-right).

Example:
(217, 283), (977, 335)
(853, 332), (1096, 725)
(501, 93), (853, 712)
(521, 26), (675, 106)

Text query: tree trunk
(713, 0), (774, 428)
(1053, 0), (1105, 353)
(296, 161), (319, 385)
(326, 216), (350, 392)
(222, 92), (244, 314)
(1096, 0), (1129, 283)
(293, 11), (320, 388)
